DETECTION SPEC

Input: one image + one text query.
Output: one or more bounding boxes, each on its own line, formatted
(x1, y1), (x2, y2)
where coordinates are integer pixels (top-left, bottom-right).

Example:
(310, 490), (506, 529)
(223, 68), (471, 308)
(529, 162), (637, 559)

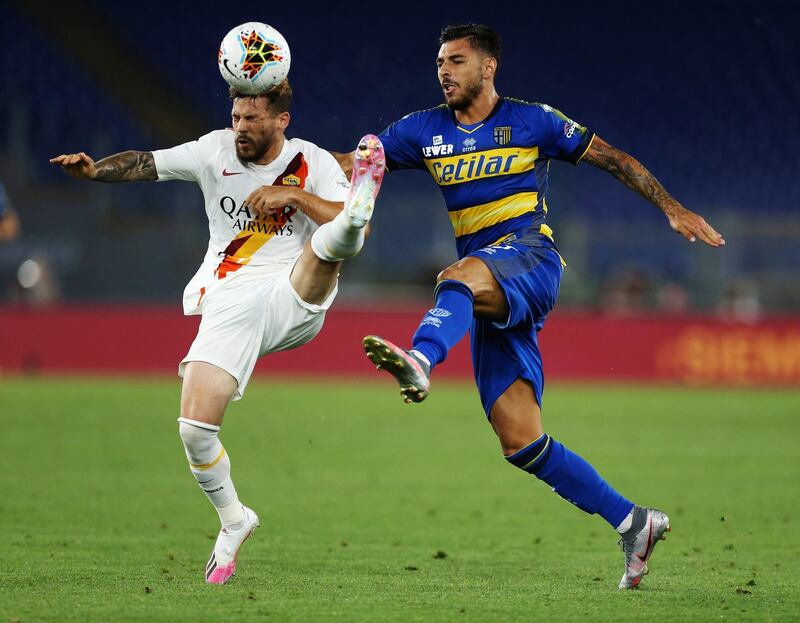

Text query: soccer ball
(218, 22), (291, 94)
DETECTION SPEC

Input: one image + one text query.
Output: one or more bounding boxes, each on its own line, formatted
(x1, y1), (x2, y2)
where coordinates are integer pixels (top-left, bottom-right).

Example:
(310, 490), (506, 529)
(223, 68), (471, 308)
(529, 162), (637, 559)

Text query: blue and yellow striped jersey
(379, 97), (594, 257)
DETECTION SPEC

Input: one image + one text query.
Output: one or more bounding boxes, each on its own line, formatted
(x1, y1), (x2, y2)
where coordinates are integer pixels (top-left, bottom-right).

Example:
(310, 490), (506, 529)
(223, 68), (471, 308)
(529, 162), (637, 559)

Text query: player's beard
(444, 73), (484, 111)
(235, 135), (271, 162)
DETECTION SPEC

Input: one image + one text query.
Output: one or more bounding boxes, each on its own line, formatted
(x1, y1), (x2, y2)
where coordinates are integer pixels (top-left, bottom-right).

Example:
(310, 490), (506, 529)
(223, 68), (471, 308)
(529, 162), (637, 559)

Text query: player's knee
(504, 433), (552, 475)
(500, 435), (535, 457)
(436, 265), (465, 284)
(178, 418), (219, 461)
(180, 386), (228, 424)
(180, 399), (209, 424)
(436, 265), (485, 297)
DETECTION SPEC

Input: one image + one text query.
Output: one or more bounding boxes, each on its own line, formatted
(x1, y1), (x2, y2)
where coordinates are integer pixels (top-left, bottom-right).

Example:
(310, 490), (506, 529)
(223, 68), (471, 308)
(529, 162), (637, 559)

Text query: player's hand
(49, 152), (98, 180)
(664, 201), (725, 247)
(243, 186), (300, 219)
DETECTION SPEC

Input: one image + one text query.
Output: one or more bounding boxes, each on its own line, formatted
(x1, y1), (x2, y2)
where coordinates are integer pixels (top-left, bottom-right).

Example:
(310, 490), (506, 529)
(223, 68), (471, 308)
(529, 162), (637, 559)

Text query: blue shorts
(467, 228), (563, 416)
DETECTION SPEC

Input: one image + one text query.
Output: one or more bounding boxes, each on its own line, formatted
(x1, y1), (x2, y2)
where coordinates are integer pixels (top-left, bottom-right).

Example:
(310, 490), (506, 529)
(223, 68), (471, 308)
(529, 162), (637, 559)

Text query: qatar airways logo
(219, 195), (294, 235)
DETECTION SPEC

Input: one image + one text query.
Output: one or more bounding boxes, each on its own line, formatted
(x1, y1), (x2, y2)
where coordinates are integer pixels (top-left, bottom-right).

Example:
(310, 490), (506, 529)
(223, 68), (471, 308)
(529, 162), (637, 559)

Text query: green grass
(1, 377), (799, 622)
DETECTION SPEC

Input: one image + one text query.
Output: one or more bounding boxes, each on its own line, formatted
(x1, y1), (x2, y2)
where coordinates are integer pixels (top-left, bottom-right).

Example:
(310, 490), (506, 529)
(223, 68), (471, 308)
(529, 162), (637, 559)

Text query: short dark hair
(228, 79), (292, 114)
(439, 24), (501, 67)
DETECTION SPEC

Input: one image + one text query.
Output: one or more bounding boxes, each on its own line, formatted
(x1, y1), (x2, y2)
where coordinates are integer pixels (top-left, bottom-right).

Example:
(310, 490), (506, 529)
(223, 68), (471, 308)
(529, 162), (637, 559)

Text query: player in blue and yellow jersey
(334, 24), (724, 590)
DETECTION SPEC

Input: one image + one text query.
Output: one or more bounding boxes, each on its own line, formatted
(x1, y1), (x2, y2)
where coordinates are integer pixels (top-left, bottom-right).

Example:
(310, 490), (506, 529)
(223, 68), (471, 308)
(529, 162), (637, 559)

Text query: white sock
(178, 417), (245, 529)
(409, 349), (431, 367)
(310, 209), (365, 262)
(616, 508), (635, 533)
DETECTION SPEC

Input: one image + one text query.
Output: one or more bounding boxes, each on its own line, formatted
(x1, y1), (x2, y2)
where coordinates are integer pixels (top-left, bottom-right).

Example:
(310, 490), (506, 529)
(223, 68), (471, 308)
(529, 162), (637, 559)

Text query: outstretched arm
(582, 136), (725, 247)
(49, 151), (157, 182)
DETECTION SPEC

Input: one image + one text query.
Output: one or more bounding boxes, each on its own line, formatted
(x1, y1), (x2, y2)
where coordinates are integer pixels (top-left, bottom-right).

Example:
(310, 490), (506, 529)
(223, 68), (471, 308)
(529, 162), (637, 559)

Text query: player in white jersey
(50, 80), (386, 584)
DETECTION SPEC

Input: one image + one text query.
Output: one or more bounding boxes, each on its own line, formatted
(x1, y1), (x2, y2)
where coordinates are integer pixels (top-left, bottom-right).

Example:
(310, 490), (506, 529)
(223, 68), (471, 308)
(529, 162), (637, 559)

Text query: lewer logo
(423, 135), (454, 157)
(222, 169), (243, 176)
(462, 137), (477, 153)
(493, 126), (512, 146)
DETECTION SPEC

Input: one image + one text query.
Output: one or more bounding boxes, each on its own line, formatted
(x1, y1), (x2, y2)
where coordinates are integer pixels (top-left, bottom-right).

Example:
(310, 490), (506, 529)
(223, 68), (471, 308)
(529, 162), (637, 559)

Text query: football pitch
(1, 377), (798, 622)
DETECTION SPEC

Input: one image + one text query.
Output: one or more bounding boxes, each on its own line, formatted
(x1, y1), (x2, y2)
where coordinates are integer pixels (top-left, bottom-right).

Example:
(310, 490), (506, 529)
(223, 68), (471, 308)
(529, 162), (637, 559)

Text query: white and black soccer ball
(218, 22), (291, 94)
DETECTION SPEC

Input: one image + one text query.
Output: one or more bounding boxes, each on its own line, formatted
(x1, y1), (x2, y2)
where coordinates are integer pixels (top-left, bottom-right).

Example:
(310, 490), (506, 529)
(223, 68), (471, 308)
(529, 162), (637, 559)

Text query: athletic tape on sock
(177, 416), (220, 432)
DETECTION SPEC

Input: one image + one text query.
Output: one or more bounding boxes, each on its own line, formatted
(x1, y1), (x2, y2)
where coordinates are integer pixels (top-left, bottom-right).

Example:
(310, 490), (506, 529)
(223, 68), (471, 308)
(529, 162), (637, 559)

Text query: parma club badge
(493, 126), (512, 145)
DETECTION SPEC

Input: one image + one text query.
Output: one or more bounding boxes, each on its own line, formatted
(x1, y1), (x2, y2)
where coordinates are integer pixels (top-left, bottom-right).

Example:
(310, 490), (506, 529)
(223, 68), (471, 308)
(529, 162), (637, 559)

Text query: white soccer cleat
(344, 135), (385, 228)
(205, 505), (260, 585)
(618, 506), (671, 589)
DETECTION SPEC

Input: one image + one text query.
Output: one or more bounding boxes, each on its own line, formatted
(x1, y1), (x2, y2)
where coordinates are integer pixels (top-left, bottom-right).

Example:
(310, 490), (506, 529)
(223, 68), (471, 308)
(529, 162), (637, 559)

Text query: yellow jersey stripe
(576, 133), (596, 163)
(215, 228), (281, 278)
(190, 446), (226, 471)
(489, 224), (565, 267)
(456, 123), (485, 134)
(540, 223), (566, 267)
(425, 146), (539, 186)
(448, 192), (538, 237)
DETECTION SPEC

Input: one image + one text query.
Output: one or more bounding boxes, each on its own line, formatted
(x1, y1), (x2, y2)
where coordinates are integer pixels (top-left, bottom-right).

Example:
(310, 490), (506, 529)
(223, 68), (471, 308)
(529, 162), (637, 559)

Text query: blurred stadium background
(0, 0), (798, 385)
(2, 3), (800, 621)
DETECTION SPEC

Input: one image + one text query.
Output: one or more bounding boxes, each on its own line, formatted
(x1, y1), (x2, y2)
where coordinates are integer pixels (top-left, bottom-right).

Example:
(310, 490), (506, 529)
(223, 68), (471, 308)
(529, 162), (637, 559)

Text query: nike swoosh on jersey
(222, 169), (243, 176)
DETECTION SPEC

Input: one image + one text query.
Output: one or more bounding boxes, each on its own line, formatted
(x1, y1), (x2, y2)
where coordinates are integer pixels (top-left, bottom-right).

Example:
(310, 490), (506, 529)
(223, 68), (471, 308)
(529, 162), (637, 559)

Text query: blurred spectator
(7, 256), (62, 307)
(717, 279), (761, 323)
(599, 267), (654, 316)
(0, 182), (20, 242)
(657, 282), (690, 315)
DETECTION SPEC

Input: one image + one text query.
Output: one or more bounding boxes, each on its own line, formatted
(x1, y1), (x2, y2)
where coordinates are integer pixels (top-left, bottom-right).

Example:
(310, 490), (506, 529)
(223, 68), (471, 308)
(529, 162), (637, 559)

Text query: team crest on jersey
(282, 174), (301, 186)
(493, 126), (512, 146)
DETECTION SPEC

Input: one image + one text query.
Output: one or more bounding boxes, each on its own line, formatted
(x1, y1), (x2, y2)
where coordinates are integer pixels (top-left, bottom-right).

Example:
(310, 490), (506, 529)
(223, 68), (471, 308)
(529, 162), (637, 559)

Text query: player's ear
(277, 111), (290, 130)
(483, 57), (497, 79)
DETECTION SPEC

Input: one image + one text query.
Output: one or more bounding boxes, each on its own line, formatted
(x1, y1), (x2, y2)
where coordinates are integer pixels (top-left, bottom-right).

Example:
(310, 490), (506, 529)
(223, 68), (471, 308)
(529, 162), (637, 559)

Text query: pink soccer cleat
(205, 505), (260, 584)
(344, 134), (385, 228)
(363, 335), (431, 403)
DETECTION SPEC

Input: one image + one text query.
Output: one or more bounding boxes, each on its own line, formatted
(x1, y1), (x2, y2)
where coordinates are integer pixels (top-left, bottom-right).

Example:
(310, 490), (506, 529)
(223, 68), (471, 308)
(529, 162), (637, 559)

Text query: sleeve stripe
(571, 131), (596, 165)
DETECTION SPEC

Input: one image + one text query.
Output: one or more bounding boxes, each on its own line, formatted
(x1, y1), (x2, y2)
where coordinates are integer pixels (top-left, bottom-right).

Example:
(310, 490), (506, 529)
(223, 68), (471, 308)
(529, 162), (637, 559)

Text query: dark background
(1, 0), (797, 316)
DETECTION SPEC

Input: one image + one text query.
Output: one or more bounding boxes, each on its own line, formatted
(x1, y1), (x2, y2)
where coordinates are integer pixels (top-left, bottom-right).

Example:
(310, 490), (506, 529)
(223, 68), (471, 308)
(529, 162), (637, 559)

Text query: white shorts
(178, 262), (337, 400)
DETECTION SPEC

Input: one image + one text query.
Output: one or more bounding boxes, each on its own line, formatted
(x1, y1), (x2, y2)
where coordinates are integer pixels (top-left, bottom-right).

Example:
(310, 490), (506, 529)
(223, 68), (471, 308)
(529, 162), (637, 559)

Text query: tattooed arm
(582, 136), (725, 247)
(49, 151), (157, 183)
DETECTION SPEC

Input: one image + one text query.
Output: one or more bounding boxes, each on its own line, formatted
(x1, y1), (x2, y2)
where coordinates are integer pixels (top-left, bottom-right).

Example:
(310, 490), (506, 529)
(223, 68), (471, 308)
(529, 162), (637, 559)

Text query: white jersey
(153, 129), (349, 315)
